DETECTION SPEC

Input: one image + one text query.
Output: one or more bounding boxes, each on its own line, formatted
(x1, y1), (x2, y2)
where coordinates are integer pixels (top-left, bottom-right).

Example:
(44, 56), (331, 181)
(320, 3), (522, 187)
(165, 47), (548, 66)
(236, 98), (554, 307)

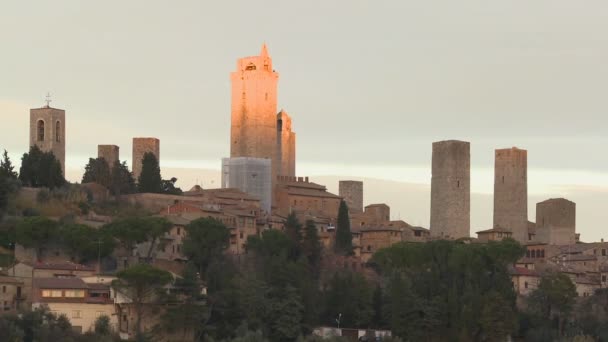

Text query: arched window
(37, 120), (45, 141)
(531, 250), (536, 258)
(245, 63), (256, 71)
(55, 121), (61, 142)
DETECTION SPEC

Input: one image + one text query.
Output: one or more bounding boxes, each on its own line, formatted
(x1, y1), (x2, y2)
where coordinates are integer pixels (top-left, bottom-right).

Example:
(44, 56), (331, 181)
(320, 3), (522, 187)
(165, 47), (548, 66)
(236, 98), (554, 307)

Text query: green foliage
(371, 239), (524, 340)
(94, 315), (112, 335)
(114, 264), (173, 336)
(302, 219), (322, 276)
(101, 216), (171, 253)
(15, 216), (60, 250)
(182, 217), (230, 277)
(335, 200), (352, 255)
(110, 161), (136, 196)
(82, 157), (111, 188)
(527, 272), (578, 337)
(268, 285), (304, 341)
(19, 145), (65, 189)
(0, 150), (20, 217)
(137, 152), (162, 193)
(322, 271), (373, 328)
(59, 223), (116, 263)
(0, 149), (18, 179)
(161, 177), (183, 195)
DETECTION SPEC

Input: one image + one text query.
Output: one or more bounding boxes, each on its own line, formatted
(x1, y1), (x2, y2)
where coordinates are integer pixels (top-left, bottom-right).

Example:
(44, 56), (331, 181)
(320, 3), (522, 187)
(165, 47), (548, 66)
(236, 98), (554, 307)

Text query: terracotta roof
(476, 226), (512, 234)
(555, 254), (597, 262)
(34, 277), (89, 289)
(34, 262), (95, 272)
(510, 267), (539, 277)
(365, 203), (389, 208)
(285, 188), (341, 199)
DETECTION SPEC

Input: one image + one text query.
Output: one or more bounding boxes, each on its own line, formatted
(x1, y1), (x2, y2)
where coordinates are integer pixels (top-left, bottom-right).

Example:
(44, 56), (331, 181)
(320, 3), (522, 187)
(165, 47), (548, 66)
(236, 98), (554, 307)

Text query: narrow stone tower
(30, 103), (66, 176)
(230, 43), (279, 183)
(277, 109), (296, 177)
(430, 140), (470, 239)
(536, 198), (576, 245)
(132, 138), (160, 181)
(98, 145), (120, 168)
(339, 180), (363, 213)
(493, 147), (528, 242)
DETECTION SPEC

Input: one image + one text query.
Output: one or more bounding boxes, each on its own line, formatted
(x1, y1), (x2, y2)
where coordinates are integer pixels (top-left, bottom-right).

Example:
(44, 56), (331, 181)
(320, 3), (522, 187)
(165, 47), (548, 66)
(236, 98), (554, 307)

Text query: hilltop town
(1, 44), (607, 341)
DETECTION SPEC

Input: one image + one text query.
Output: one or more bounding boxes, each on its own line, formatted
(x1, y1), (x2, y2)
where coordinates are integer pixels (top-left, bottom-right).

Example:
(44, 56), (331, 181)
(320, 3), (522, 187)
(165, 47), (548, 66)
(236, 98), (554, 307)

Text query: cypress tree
(137, 152), (162, 193)
(335, 200), (353, 255)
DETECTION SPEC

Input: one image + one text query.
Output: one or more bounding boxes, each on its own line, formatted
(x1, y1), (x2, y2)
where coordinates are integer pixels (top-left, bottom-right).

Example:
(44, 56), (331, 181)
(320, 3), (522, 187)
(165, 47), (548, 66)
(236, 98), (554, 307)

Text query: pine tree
(110, 161), (136, 196)
(137, 152), (162, 193)
(302, 219), (322, 273)
(19, 146), (65, 189)
(335, 200), (353, 255)
(82, 157), (111, 188)
(0, 150), (18, 179)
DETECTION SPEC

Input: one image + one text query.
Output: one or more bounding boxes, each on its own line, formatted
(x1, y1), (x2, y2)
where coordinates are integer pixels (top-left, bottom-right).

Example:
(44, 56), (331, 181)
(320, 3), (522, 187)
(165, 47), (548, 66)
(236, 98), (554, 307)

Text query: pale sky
(1, 1), (607, 241)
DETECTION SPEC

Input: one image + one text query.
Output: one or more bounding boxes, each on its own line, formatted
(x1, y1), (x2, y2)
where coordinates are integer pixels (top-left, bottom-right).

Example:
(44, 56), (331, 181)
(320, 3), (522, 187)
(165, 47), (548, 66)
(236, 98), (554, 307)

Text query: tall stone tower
(98, 145), (120, 168)
(132, 138), (160, 181)
(230, 43), (279, 182)
(493, 147), (528, 242)
(30, 103), (66, 176)
(339, 180), (363, 213)
(277, 110), (296, 177)
(430, 140), (470, 239)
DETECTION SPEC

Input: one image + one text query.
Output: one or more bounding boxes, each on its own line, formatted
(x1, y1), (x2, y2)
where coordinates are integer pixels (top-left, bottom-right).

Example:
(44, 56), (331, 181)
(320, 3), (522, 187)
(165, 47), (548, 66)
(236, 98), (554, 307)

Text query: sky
(1, 1), (607, 240)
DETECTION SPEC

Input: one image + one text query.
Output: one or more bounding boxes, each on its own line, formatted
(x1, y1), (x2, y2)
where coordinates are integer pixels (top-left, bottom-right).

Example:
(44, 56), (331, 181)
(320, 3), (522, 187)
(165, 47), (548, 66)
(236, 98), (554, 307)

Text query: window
(177, 244), (181, 253)
(526, 250), (530, 258)
(242, 92), (246, 100)
(37, 120), (45, 141)
(177, 227), (181, 236)
(96, 311), (105, 318)
(239, 232), (244, 239)
(55, 121), (61, 142)
(65, 290), (85, 298)
(3, 301), (8, 311)
(72, 310), (82, 319)
(41, 290), (63, 298)
(502, 176), (505, 184)
(457, 180), (460, 188)
(603, 275), (606, 282)
(245, 63), (256, 70)
(603, 249), (606, 256)
(414, 231), (421, 237)
(541, 250), (545, 258)
(524, 282), (528, 289)
(367, 245), (371, 251)
(2, 286), (5, 293)
(265, 93), (268, 100)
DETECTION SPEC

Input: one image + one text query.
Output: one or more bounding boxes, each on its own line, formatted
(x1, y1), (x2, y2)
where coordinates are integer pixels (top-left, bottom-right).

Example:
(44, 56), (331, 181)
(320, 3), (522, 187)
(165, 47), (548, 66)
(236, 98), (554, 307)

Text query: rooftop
(34, 277), (89, 290)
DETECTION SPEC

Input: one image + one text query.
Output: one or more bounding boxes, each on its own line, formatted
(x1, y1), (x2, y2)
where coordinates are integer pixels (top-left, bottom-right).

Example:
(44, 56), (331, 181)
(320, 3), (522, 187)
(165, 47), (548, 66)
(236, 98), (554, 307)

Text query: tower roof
(260, 42), (269, 57)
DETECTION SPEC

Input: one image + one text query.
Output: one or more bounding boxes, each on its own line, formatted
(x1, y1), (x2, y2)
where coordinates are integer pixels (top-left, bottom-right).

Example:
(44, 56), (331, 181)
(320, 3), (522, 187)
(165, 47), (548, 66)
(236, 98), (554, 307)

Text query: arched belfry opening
(37, 120), (45, 141)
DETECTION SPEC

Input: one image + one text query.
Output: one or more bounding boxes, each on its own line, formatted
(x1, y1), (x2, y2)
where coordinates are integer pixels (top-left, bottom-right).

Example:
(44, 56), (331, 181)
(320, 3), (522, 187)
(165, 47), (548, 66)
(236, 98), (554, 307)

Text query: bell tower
(29, 95), (66, 176)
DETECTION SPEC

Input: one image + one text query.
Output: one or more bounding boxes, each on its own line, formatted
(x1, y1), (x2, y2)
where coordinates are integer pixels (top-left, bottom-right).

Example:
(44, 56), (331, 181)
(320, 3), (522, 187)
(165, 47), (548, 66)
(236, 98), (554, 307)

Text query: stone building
(98, 144), (120, 167)
(493, 147), (528, 243)
(0, 276), (25, 314)
(132, 137), (160, 181)
(339, 180), (363, 213)
(535, 198), (576, 245)
(475, 226), (513, 243)
(430, 140), (470, 239)
(29, 104), (66, 175)
(277, 110), (296, 177)
(222, 157), (272, 213)
(230, 44), (279, 183)
(274, 176), (342, 219)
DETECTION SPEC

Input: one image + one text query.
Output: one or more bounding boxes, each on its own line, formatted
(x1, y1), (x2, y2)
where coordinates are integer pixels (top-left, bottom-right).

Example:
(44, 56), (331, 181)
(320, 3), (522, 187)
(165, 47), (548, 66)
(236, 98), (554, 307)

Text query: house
(32, 277), (116, 333)
(0, 276), (25, 314)
(476, 226), (513, 243)
(510, 266), (540, 296)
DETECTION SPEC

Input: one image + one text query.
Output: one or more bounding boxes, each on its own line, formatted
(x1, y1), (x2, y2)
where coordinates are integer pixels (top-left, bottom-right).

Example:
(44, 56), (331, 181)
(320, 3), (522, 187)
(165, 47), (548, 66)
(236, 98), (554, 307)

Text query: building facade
(535, 198), (576, 245)
(493, 147), (528, 243)
(339, 180), (363, 213)
(277, 110), (296, 177)
(98, 144), (120, 168)
(221, 157), (272, 213)
(132, 137), (160, 181)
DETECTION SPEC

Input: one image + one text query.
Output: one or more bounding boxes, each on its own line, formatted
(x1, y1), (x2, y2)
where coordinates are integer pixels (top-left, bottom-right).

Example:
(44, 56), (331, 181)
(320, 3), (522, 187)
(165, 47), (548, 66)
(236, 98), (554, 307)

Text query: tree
(269, 286), (304, 341)
(60, 224), (116, 263)
(335, 200), (353, 255)
(109, 161), (136, 196)
(19, 145), (65, 189)
(101, 217), (170, 256)
(82, 158), (111, 188)
(15, 217), (60, 257)
(113, 264), (173, 337)
(161, 177), (183, 195)
(182, 217), (230, 277)
(0, 150), (18, 179)
(93, 315), (112, 335)
(528, 272), (577, 336)
(138, 153), (162, 193)
(301, 219), (322, 274)
(322, 272), (373, 328)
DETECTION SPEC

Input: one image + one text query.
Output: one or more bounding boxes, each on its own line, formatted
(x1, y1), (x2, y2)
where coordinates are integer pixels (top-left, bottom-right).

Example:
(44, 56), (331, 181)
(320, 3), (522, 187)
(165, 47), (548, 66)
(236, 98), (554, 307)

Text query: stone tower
(536, 198), (576, 245)
(98, 145), (120, 168)
(493, 147), (528, 243)
(340, 180), (363, 213)
(277, 110), (296, 177)
(30, 104), (66, 176)
(430, 140), (470, 239)
(132, 138), (160, 181)
(230, 43), (279, 183)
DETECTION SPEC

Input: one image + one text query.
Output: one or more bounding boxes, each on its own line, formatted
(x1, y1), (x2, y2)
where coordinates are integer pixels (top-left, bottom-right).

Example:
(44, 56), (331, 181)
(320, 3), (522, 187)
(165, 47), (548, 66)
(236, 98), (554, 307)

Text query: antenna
(44, 92), (52, 108)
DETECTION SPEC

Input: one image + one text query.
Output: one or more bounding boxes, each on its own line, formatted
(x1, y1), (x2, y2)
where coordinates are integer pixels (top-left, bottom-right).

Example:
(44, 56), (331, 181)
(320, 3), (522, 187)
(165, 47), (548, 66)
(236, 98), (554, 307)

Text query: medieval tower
(29, 102), (66, 176)
(535, 198), (576, 245)
(98, 145), (120, 168)
(430, 140), (470, 239)
(230, 43), (279, 182)
(493, 147), (528, 243)
(277, 110), (296, 177)
(339, 180), (364, 213)
(132, 138), (160, 181)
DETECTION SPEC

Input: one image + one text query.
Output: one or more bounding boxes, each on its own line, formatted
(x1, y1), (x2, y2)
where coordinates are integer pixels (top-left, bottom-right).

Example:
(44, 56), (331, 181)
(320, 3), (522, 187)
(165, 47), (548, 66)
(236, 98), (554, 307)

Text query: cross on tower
(45, 92), (52, 108)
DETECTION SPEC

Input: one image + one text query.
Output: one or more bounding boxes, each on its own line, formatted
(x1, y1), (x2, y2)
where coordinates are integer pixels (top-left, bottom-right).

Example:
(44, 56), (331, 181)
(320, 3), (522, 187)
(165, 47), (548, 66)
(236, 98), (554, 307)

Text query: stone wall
(277, 110), (296, 177)
(132, 137), (160, 181)
(430, 140), (470, 239)
(493, 147), (528, 242)
(29, 107), (66, 175)
(536, 198), (576, 245)
(98, 145), (120, 167)
(339, 180), (363, 213)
